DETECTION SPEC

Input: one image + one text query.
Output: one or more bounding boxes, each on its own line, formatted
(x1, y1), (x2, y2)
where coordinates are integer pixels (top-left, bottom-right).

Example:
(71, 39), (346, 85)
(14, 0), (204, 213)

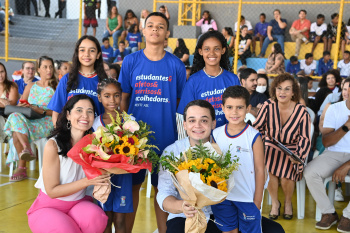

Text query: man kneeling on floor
(305, 78), (350, 232)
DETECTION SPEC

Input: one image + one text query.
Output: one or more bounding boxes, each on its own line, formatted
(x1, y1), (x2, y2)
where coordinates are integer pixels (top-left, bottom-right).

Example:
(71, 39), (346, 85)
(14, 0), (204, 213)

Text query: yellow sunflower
(118, 136), (129, 146)
(105, 140), (115, 148)
(206, 175), (227, 192)
(113, 145), (121, 154)
(131, 135), (139, 145)
(119, 142), (136, 156)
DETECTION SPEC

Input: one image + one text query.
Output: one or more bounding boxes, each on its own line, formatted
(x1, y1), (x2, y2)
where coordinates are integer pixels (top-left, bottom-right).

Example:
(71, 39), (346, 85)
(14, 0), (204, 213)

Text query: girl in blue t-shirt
(48, 35), (108, 125)
(126, 24), (142, 54)
(93, 78), (133, 233)
(177, 30), (241, 128)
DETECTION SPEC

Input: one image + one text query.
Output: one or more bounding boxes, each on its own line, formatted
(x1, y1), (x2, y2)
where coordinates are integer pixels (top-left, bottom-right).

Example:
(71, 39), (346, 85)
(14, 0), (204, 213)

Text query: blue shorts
(211, 200), (261, 233)
(99, 173), (133, 213)
(132, 169), (146, 185)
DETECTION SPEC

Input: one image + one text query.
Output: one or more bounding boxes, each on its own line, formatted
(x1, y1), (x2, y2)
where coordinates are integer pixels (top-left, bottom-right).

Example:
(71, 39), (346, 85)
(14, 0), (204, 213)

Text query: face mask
(256, 86), (267, 94)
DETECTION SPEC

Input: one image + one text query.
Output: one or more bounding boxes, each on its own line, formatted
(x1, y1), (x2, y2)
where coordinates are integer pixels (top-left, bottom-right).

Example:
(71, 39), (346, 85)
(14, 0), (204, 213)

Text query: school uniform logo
(236, 146), (249, 153)
(236, 146), (241, 153)
(243, 212), (256, 221)
(121, 196), (126, 206)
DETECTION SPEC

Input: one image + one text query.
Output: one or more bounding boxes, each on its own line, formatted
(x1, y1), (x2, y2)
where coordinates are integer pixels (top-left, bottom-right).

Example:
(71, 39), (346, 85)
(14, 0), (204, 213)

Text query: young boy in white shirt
(211, 86), (265, 233)
(300, 53), (317, 76)
(338, 51), (350, 78)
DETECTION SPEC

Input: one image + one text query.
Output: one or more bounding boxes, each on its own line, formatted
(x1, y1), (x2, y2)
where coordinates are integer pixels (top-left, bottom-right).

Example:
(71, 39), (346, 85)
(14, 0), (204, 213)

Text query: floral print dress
(4, 83), (54, 165)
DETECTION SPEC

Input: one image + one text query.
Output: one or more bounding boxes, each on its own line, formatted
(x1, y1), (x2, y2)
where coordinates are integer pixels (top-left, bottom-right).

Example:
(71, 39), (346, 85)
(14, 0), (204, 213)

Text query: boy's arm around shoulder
(253, 134), (265, 210)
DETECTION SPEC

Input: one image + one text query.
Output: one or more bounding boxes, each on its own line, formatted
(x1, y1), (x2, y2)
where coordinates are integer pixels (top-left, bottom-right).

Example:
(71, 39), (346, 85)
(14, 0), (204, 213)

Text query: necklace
(79, 70), (96, 76)
(203, 67), (222, 78)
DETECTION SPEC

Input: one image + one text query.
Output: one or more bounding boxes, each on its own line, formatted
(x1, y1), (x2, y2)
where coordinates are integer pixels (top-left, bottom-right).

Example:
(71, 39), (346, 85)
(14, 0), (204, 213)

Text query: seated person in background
(304, 79), (350, 232)
(157, 100), (221, 233)
(222, 27), (234, 57)
(265, 43), (285, 75)
(108, 63), (120, 80)
(113, 41), (129, 65)
(252, 13), (269, 57)
(238, 25), (252, 66)
(286, 55), (301, 75)
(310, 14), (327, 54)
(122, 9), (138, 39)
(318, 51), (333, 76)
(257, 73), (270, 99)
(308, 76), (316, 92)
(159, 5), (170, 20)
(289, 10), (311, 57)
(338, 50), (350, 78)
(174, 38), (190, 66)
(196, 10), (217, 35)
(125, 24), (142, 54)
(164, 38), (173, 53)
(259, 9), (287, 57)
(56, 61), (71, 80)
(15, 61), (39, 95)
(300, 53), (317, 76)
(240, 68), (267, 117)
(234, 15), (253, 35)
(326, 13), (349, 57)
(101, 37), (114, 63)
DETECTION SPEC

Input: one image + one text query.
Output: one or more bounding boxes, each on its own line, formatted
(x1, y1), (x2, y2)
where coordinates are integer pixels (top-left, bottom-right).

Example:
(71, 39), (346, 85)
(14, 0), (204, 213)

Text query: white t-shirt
(35, 138), (87, 201)
(212, 124), (262, 202)
(234, 20), (253, 32)
(323, 100), (350, 152)
(347, 26), (350, 39)
(310, 22), (327, 36)
(300, 59), (317, 75)
(338, 60), (350, 77)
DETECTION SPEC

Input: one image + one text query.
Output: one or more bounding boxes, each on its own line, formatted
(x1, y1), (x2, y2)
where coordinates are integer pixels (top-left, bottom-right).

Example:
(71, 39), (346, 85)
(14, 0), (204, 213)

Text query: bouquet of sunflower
(67, 111), (159, 203)
(159, 141), (239, 233)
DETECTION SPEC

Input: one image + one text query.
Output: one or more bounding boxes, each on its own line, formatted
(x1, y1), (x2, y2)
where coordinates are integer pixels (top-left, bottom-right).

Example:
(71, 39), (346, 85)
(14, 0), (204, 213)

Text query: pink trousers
(27, 191), (108, 233)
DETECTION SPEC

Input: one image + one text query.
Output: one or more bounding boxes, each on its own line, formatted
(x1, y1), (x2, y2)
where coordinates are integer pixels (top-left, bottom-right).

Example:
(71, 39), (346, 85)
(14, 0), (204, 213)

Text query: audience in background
(56, 60), (71, 80)
(257, 73), (270, 98)
(83, 0), (100, 37)
(159, 5), (170, 19)
(196, 10), (217, 35)
(300, 53), (317, 76)
(174, 38), (190, 66)
(108, 63), (120, 80)
(265, 43), (285, 74)
(101, 37), (114, 63)
(102, 6), (124, 49)
(123, 9), (139, 39)
(259, 9), (287, 57)
(326, 13), (349, 57)
(222, 27), (234, 57)
(253, 13), (269, 57)
(234, 15), (253, 35)
(238, 25), (252, 65)
(163, 38), (173, 53)
(113, 41), (129, 65)
(139, 9), (150, 35)
(286, 55), (301, 75)
(15, 61), (39, 95)
(310, 14), (327, 54)
(318, 51), (334, 76)
(289, 10), (311, 57)
(338, 50), (350, 78)
(126, 24), (142, 53)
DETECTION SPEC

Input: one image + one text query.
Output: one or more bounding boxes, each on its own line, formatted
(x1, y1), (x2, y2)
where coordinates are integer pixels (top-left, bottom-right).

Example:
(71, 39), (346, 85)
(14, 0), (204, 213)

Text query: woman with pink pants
(27, 95), (109, 233)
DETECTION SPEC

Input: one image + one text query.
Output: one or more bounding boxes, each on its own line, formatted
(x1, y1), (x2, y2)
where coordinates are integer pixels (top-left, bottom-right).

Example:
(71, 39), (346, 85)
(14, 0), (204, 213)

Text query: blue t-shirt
(286, 61), (301, 75)
(318, 58), (334, 76)
(254, 22), (269, 37)
(47, 73), (104, 116)
(101, 45), (114, 62)
(269, 18), (287, 35)
(177, 69), (241, 128)
(15, 77), (39, 95)
(113, 49), (130, 63)
(126, 32), (142, 48)
(119, 50), (186, 153)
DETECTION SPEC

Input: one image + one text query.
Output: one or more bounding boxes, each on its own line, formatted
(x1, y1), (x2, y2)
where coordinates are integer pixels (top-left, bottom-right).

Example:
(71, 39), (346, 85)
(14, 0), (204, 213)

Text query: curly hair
(190, 30), (231, 76)
(0, 62), (17, 93)
(318, 69), (341, 89)
(269, 73), (301, 102)
(48, 95), (95, 158)
(67, 35), (108, 93)
(36, 56), (58, 91)
(97, 77), (122, 95)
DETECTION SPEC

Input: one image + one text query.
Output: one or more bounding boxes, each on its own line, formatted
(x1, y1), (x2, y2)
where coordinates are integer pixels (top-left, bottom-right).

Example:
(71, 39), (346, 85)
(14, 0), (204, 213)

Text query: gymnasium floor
(0, 160), (348, 233)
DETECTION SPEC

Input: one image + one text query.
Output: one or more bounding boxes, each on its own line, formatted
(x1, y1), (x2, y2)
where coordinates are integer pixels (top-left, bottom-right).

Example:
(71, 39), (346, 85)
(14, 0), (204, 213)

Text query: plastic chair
(244, 113), (256, 124)
(0, 142), (8, 172)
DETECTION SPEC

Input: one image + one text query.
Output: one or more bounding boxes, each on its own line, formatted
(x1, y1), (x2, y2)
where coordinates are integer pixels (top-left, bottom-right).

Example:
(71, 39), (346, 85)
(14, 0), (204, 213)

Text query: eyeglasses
(25, 67), (35, 70)
(276, 87), (292, 93)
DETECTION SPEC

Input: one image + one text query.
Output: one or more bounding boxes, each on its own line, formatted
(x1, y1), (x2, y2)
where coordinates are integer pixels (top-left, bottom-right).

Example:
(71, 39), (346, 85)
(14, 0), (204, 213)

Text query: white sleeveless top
(212, 124), (261, 202)
(35, 137), (87, 201)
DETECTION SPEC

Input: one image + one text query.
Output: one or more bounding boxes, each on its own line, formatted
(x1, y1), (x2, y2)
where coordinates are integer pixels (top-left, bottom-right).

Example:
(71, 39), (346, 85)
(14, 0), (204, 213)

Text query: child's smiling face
(222, 97), (249, 126)
(199, 37), (225, 67)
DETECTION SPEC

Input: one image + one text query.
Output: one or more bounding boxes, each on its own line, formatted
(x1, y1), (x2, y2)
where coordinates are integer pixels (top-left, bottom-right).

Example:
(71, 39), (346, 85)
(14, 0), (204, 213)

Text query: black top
(84, 0), (100, 19)
(174, 47), (190, 66)
(250, 91), (268, 107)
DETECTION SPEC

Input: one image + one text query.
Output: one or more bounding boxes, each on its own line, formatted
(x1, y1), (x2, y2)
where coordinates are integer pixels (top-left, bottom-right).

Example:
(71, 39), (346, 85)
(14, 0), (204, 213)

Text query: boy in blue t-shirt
(126, 24), (142, 54)
(119, 12), (186, 232)
(113, 41), (129, 65)
(317, 51), (333, 76)
(211, 86), (265, 233)
(286, 55), (301, 75)
(101, 37), (114, 63)
(252, 13), (268, 57)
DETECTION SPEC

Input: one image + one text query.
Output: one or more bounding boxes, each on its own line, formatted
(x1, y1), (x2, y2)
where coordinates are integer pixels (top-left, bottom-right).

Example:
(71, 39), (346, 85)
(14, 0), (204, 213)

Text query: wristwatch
(342, 125), (349, 133)
(42, 109), (46, 116)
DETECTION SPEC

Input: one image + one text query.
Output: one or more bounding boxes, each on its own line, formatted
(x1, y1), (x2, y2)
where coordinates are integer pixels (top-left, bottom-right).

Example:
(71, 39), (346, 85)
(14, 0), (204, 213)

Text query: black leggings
(42, 0), (50, 16)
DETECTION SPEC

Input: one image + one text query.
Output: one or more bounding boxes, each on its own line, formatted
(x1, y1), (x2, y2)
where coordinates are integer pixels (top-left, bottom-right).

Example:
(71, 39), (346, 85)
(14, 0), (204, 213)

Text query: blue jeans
(126, 47), (138, 54)
(260, 34), (285, 56)
(102, 29), (123, 49)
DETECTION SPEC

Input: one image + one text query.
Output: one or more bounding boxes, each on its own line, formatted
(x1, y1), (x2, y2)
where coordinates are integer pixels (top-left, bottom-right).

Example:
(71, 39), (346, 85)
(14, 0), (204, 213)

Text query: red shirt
(292, 19), (311, 38)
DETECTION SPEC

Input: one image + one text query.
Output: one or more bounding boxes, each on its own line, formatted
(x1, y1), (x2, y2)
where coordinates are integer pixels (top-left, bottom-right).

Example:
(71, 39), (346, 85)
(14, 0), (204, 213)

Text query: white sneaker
(335, 187), (345, 202)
